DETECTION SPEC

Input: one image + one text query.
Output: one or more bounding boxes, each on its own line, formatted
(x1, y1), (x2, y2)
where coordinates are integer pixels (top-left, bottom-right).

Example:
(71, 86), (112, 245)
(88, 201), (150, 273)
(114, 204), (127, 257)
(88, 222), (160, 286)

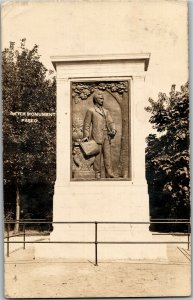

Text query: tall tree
(3, 39), (56, 231)
(145, 83), (190, 229)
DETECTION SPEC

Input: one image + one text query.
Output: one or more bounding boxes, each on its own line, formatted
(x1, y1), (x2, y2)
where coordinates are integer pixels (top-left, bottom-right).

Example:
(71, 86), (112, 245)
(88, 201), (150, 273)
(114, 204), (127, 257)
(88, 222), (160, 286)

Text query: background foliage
(145, 83), (190, 231)
(3, 39), (56, 229)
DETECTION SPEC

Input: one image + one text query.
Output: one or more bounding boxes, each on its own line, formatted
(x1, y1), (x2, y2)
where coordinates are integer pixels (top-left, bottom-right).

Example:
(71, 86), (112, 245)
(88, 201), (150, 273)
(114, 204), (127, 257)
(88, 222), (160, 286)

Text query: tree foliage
(145, 83), (190, 225)
(3, 39), (56, 225)
(72, 81), (128, 103)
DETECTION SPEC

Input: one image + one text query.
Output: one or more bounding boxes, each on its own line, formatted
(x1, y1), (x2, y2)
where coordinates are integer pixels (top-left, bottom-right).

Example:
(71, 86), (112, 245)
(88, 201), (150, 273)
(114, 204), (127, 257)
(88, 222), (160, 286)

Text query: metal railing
(4, 219), (191, 265)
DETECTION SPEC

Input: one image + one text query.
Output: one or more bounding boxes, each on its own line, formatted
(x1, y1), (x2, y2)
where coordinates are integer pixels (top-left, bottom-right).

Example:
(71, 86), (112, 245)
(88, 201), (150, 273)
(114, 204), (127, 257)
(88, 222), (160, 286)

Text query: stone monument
(36, 54), (167, 260)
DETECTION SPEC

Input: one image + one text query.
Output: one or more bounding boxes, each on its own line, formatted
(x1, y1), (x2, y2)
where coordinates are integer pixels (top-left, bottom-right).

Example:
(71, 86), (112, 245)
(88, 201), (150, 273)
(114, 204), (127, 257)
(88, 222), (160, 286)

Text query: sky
(2, 0), (188, 103)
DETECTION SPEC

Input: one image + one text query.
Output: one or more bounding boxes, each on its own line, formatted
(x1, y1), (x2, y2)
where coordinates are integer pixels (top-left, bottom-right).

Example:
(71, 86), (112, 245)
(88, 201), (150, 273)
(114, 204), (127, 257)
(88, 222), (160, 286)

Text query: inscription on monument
(71, 81), (131, 180)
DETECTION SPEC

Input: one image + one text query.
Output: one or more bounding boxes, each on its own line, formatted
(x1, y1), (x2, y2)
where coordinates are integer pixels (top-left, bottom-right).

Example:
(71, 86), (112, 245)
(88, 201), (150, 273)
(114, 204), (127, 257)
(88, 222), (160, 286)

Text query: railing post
(7, 223), (10, 257)
(23, 223), (26, 250)
(95, 222), (98, 266)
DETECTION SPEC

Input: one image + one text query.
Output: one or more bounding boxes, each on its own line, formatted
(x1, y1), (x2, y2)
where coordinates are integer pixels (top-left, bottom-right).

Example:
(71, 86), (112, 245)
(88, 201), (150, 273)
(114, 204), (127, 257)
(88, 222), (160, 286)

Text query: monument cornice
(51, 53), (150, 71)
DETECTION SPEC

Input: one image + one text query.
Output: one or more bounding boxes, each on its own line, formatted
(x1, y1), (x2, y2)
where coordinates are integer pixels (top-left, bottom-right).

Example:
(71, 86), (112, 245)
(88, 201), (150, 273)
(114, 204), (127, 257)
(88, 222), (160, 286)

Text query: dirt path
(4, 245), (191, 298)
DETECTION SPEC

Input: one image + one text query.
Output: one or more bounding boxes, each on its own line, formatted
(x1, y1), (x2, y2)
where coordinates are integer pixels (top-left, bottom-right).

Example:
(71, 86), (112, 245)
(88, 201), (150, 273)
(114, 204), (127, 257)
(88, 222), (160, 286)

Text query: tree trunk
(107, 89), (130, 178)
(14, 184), (20, 233)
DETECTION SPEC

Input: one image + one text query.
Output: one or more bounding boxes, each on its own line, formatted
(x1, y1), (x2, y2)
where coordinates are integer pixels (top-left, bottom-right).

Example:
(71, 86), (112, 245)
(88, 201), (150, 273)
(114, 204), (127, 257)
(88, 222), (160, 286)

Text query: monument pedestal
(36, 182), (167, 260)
(35, 54), (167, 260)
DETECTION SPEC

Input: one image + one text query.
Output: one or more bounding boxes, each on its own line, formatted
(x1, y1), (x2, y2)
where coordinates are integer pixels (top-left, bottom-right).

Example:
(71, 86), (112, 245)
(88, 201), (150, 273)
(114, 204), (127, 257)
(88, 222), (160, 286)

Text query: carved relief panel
(71, 81), (131, 180)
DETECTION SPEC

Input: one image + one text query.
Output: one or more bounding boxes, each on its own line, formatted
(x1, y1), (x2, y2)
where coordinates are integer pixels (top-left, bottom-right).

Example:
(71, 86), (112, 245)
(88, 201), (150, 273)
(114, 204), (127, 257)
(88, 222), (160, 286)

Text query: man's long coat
(83, 105), (115, 144)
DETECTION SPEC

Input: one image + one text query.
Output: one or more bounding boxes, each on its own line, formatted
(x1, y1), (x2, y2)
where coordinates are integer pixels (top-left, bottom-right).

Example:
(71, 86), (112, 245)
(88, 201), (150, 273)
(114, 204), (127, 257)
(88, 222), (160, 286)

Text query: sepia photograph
(2, 0), (191, 298)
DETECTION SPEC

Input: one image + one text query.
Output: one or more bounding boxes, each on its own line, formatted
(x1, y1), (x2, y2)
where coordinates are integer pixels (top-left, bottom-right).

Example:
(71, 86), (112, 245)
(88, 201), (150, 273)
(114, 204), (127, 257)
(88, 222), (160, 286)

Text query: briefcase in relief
(80, 140), (100, 156)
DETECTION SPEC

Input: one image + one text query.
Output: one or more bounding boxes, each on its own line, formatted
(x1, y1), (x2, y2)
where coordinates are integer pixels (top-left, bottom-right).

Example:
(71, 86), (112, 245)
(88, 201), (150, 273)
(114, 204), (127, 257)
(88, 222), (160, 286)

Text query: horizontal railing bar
(5, 218), (191, 221)
(4, 221), (94, 224)
(4, 234), (24, 239)
(4, 234), (49, 239)
(4, 219), (48, 221)
(5, 233), (189, 239)
(96, 221), (190, 224)
(4, 241), (189, 244)
(4, 221), (191, 224)
(98, 241), (190, 244)
(4, 241), (95, 244)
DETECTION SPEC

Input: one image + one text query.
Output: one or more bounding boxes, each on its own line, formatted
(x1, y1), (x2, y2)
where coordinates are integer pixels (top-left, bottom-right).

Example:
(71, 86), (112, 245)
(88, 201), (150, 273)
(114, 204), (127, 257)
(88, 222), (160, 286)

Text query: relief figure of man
(83, 92), (116, 179)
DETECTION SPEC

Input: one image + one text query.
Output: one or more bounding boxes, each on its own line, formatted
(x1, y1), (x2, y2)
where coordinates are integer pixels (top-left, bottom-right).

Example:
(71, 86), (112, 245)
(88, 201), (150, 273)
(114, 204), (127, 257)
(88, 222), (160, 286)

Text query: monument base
(35, 182), (167, 260)
(35, 231), (167, 261)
